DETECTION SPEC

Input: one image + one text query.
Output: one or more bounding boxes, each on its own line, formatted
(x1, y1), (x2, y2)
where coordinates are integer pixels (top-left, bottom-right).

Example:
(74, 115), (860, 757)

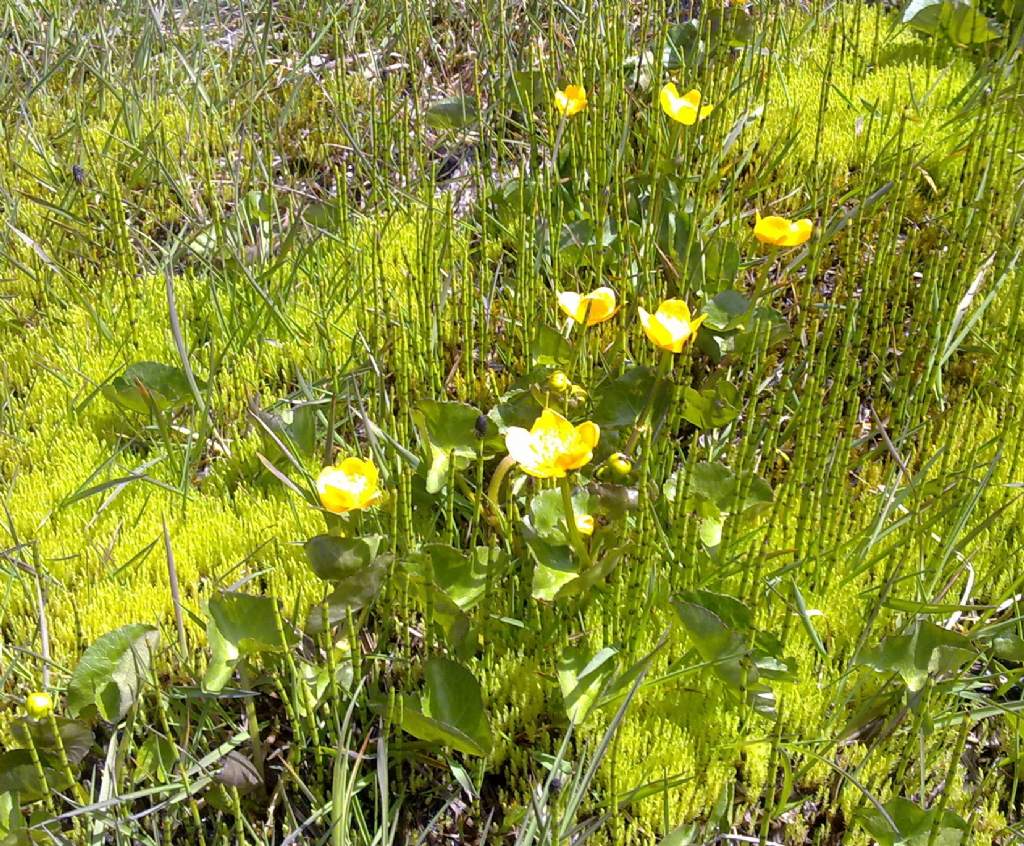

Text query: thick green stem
(560, 477), (593, 570)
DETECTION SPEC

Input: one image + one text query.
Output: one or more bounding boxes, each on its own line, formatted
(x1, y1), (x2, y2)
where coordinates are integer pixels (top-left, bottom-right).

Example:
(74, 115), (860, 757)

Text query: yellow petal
(576, 420), (600, 449)
(790, 218), (814, 246)
(558, 291), (585, 322)
(505, 426), (537, 467)
(659, 83), (681, 118)
(583, 287), (618, 325)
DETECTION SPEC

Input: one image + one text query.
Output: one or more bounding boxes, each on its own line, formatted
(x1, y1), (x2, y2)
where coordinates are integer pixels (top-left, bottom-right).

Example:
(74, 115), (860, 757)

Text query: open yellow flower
(317, 457), (381, 514)
(505, 409), (600, 479)
(659, 83), (713, 125)
(557, 287), (618, 326)
(753, 212), (814, 247)
(26, 691), (53, 720)
(554, 84), (587, 117)
(639, 299), (707, 353)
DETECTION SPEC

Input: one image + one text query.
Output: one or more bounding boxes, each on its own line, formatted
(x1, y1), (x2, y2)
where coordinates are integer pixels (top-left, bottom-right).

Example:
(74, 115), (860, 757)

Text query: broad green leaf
(702, 290), (750, 331)
(0, 790), (27, 843)
(101, 362), (203, 415)
(11, 717), (92, 764)
(592, 367), (671, 429)
(658, 824), (697, 846)
(857, 796), (967, 846)
(677, 589), (753, 632)
(504, 69), (546, 114)
(306, 555), (389, 633)
(664, 21), (703, 69)
(557, 644), (618, 723)
(254, 402), (316, 460)
(903, 0), (947, 30)
(904, 0), (999, 43)
(67, 624), (159, 722)
(942, 2), (1000, 44)
(304, 535), (382, 580)
(414, 401), (498, 493)
(424, 97), (479, 130)
(398, 658), (492, 756)
(664, 462), (772, 516)
(993, 635), (1024, 661)
(529, 488), (600, 546)
(208, 592), (296, 656)
(680, 382), (740, 429)
(0, 751), (72, 803)
(203, 614), (239, 693)
(703, 237), (741, 290)
(531, 325), (575, 368)
(671, 598), (750, 690)
(555, 547), (624, 599)
(857, 621), (976, 692)
(525, 531), (579, 601)
(407, 544), (503, 610)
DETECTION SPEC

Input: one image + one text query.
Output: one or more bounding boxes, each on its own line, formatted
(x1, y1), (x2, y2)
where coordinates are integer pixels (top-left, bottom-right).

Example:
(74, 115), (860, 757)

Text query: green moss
(757, 7), (980, 186)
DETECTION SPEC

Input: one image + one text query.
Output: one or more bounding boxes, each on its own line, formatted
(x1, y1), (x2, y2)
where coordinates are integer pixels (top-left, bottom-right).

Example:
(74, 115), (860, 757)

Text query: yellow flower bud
(575, 514), (595, 536)
(548, 370), (571, 392)
(26, 691), (53, 720)
(609, 453), (633, 476)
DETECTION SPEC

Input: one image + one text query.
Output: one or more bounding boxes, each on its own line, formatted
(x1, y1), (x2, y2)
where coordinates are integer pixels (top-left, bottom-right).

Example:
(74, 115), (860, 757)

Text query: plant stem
(560, 477), (593, 570)
(625, 350), (674, 454)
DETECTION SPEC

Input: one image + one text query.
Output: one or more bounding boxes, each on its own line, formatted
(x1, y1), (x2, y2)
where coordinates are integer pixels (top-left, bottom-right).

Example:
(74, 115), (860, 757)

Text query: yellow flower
(505, 409), (600, 479)
(554, 84), (587, 117)
(575, 514), (595, 536)
(557, 287), (618, 326)
(753, 212), (814, 247)
(317, 457), (381, 514)
(638, 299), (708, 353)
(659, 83), (713, 125)
(26, 691), (53, 720)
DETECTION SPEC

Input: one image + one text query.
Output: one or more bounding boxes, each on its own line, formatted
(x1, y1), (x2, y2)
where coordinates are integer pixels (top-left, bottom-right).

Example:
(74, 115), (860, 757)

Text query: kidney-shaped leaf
(208, 592), (296, 656)
(304, 535), (382, 580)
(0, 751), (72, 803)
(101, 362), (202, 415)
(399, 658), (493, 756)
(557, 644), (618, 723)
(11, 717), (93, 764)
(425, 97), (479, 130)
(68, 624), (159, 722)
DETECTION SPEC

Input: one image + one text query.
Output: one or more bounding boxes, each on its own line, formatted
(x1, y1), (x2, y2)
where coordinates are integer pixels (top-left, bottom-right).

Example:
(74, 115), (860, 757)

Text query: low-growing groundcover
(2, 0), (1024, 842)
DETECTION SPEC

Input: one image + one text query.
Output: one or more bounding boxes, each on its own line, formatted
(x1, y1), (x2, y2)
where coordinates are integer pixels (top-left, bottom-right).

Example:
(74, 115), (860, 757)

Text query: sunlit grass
(1, 0), (1024, 843)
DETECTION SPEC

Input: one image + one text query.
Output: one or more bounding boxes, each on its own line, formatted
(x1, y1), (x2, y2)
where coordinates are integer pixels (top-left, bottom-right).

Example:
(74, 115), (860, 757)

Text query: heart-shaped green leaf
(424, 97), (479, 130)
(101, 362), (203, 415)
(398, 658), (492, 756)
(557, 644), (618, 723)
(304, 535), (382, 580)
(68, 624), (159, 722)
